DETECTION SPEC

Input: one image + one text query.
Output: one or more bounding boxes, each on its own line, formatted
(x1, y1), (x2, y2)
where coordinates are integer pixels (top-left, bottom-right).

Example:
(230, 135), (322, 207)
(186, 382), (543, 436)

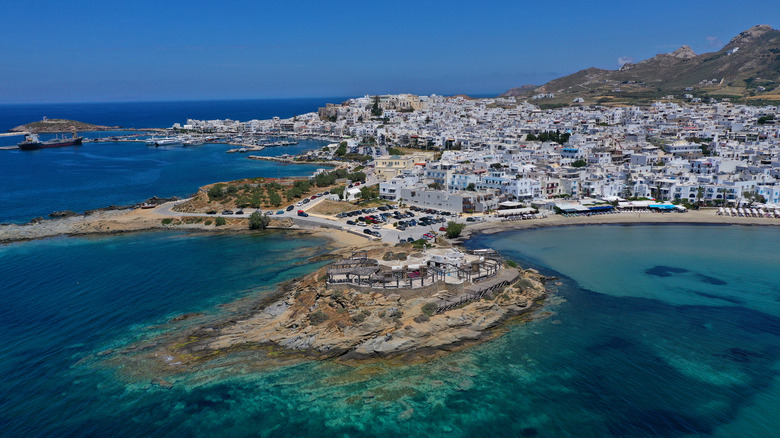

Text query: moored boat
(145, 136), (184, 147)
(18, 131), (83, 150)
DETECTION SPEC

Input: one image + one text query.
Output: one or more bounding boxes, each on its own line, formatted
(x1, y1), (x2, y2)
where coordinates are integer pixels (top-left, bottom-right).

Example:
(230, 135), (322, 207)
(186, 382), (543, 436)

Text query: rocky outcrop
(669, 45), (696, 59)
(159, 258), (550, 366)
(48, 210), (79, 218)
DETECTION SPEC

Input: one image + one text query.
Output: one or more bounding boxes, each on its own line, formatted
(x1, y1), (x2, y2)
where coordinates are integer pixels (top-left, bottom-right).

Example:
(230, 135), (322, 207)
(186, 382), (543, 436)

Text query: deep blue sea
(1, 225), (778, 437)
(0, 99), (341, 223)
(0, 98), (347, 131)
(0, 138), (329, 223)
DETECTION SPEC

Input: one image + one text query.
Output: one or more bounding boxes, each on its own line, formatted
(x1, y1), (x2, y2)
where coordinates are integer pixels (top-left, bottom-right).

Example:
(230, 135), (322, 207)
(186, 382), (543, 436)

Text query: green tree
(572, 159), (587, 168)
(360, 185), (378, 201)
(371, 96), (383, 117)
(207, 184), (225, 200)
(466, 183), (476, 191)
(445, 221), (465, 238)
(249, 211), (271, 230)
(268, 191), (282, 207)
(335, 142), (347, 157)
(331, 185), (346, 200)
(348, 171), (366, 181)
(215, 217), (227, 226)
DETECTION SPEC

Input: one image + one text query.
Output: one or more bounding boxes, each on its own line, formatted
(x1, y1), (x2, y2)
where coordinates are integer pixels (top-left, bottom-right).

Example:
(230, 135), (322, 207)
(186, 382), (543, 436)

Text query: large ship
(145, 136), (184, 147)
(18, 130), (83, 150)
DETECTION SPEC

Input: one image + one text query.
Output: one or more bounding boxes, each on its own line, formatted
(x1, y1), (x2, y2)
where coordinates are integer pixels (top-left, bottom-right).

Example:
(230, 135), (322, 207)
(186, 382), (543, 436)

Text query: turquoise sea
(1, 224), (778, 437)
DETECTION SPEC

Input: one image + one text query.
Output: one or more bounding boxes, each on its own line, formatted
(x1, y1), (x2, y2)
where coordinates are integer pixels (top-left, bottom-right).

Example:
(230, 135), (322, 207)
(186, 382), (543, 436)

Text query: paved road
(153, 198), (496, 243)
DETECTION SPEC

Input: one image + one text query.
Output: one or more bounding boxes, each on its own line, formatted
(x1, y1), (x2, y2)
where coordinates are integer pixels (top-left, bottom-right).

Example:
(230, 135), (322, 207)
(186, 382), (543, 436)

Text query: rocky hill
(501, 25), (780, 105)
(10, 118), (120, 133)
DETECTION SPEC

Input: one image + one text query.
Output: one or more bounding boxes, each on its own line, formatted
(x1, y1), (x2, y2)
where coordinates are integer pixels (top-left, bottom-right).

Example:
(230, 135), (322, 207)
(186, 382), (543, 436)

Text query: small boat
(18, 131), (83, 150)
(182, 137), (205, 146)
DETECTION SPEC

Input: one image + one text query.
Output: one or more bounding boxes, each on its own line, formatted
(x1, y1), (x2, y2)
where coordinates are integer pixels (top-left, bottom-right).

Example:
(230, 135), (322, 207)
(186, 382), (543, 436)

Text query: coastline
(3, 205), (778, 246)
(14, 202), (778, 377)
(459, 209), (780, 240)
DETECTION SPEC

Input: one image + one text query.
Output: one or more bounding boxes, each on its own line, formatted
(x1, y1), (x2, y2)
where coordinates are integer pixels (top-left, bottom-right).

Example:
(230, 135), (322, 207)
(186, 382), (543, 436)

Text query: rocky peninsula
(124, 244), (551, 372)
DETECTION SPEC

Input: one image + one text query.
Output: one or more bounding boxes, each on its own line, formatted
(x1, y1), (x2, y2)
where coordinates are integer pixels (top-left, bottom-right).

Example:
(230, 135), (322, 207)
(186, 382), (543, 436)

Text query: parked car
(222, 210), (233, 215)
(276, 210), (284, 215)
(206, 210), (216, 215)
(372, 224), (381, 229)
(346, 220), (356, 225)
(235, 210), (244, 215)
(297, 210), (308, 217)
(370, 231), (381, 237)
(362, 228), (372, 235)
(466, 217), (477, 222)
(439, 226), (448, 232)
(286, 205), (295, 211)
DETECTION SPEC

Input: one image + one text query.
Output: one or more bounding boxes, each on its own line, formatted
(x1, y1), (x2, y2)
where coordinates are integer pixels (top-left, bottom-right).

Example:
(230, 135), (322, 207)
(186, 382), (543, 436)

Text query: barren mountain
(501, 25), (780, 105)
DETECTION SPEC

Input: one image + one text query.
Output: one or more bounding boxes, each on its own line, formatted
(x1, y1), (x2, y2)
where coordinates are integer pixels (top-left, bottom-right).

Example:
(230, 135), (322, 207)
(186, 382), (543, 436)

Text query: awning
(649, 204), (676, 210)
(496, 208), (537, 216)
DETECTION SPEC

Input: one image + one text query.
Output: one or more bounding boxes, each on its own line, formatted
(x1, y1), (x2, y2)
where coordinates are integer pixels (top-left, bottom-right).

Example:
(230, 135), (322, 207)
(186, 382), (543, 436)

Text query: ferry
(145, 136), (183, 147)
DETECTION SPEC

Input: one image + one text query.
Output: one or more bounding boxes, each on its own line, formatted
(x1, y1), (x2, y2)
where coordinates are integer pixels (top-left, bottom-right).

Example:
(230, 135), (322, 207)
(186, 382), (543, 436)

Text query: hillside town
(177, 94), (780, 215)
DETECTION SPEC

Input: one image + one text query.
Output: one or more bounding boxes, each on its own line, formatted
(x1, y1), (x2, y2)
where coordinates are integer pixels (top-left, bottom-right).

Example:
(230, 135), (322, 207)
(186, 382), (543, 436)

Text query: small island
(134, 243), (551, 370)
(10, 117), (120, 133)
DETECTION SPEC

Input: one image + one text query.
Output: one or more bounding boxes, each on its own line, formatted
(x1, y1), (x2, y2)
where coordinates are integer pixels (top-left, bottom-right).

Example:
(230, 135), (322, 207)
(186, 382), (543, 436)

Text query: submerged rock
(151, 377), (173, 390)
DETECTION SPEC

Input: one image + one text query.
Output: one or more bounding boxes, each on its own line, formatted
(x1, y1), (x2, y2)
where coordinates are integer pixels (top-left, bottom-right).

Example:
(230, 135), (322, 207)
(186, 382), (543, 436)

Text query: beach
(4, 203), (777, 246)
(460, 209), (780, 238)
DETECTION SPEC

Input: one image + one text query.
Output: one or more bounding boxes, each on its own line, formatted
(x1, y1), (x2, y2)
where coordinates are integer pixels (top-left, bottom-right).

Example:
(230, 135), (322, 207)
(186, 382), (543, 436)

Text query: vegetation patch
(310, 310), (329, 325)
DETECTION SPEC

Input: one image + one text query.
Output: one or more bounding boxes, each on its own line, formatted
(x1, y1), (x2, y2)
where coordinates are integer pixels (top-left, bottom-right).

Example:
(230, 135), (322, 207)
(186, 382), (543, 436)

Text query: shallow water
(1, 225), (778, 437)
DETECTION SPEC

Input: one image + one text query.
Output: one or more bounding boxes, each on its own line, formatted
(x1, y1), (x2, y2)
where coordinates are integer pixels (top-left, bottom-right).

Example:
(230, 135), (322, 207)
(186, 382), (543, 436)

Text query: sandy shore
(3, 205), (778, 246)
(461, 209), (780, 239)
(0, 203), (381, 250)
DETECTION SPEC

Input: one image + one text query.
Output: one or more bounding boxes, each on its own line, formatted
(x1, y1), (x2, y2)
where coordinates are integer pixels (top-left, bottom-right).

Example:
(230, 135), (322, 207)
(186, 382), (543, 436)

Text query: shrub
(215, 217), (227, 226)
(413, 314), (430, 323)
(506, 260), (518, 268)
(161, 218), (173, 225)
(421, 302), (437, 317)
(310, 310), (329, 325)
(515, 278), (534, 290)
(204, 220), (213, 226)
(351, 309), (371, 324)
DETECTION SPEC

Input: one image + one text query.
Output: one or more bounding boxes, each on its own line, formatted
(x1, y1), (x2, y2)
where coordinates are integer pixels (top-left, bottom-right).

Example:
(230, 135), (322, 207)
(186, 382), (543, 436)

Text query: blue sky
(0, 0), (776, 103)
